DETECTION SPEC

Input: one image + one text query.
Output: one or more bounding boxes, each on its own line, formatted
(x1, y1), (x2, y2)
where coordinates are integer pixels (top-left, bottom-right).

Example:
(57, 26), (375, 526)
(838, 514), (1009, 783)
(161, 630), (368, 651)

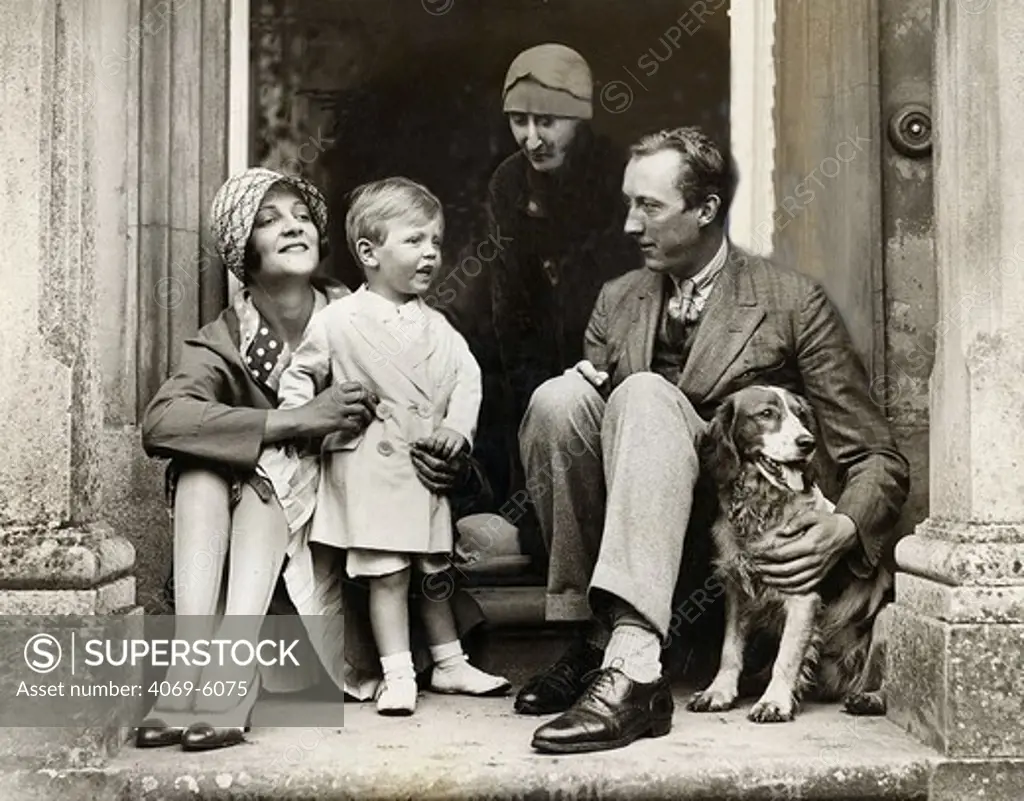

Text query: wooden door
(773, 0), (935, 545)
(877, 0), (935, 537)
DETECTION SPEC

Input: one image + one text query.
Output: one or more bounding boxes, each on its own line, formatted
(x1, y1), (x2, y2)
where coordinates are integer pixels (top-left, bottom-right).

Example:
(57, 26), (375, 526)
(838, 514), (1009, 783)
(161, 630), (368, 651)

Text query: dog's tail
(814, 566), (892, 701)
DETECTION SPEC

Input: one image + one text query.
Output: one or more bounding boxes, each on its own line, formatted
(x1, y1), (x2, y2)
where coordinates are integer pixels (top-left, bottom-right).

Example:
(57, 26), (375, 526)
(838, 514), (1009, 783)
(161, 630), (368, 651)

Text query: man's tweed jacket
(582, 246), (910, 575)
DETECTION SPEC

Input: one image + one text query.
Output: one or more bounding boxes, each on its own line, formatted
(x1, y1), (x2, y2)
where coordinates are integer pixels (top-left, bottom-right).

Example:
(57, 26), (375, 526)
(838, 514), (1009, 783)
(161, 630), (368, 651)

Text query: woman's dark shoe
(180, 717), (251, 752)
(530, 667), (674, 754)
(514, 637), (603, 715)
(135, 718), (186, 748)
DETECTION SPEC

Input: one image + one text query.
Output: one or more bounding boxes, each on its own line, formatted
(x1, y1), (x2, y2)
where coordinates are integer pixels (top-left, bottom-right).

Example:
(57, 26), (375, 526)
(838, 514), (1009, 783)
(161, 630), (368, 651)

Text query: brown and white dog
(687, 385), (890, 723)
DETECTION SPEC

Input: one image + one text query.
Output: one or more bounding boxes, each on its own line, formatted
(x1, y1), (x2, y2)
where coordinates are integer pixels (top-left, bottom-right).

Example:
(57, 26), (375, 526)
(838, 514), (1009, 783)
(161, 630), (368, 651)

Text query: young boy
(258, 177), (510, 715)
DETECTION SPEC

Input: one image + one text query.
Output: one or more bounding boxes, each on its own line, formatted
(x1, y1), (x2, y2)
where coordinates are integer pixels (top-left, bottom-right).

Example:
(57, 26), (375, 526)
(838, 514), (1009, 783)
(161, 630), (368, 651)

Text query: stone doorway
(237, 0), (749, 597)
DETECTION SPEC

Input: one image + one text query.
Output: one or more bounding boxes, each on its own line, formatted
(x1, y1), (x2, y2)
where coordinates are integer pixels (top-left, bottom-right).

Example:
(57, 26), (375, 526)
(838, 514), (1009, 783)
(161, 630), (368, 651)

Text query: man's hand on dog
(753, 511), (859, 594)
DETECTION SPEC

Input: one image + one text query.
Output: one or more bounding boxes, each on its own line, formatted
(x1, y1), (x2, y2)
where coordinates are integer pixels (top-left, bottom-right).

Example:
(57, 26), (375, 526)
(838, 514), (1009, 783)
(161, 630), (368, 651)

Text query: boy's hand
(419, 427), (468, 462)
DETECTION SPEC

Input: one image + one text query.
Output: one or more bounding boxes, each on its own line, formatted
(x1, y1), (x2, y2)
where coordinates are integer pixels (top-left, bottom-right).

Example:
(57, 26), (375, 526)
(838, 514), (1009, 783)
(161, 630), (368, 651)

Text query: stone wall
(0, 0), (146, 766)
(97, 0), (230, 614)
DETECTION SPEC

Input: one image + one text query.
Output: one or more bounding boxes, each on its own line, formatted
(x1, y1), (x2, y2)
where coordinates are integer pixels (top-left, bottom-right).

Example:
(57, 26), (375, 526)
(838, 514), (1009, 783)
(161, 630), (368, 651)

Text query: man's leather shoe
(530, 667), (673, 754)
(134, 718), (185, 748)
(514, 638), (603, 715)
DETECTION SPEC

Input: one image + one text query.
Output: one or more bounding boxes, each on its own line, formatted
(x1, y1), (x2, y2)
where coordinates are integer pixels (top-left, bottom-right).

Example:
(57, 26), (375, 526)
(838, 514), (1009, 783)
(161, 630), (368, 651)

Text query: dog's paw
(747, 698), (795, 723)
(843, 691), (886, 716)
(687, 688), (736, 713)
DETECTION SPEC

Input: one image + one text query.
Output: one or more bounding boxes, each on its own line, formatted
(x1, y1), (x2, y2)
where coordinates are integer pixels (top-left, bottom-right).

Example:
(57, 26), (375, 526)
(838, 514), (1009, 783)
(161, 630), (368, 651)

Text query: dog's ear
(795, 395), (823, 485)
(699, 395), (740, 487)
(796, 395), (818, 431)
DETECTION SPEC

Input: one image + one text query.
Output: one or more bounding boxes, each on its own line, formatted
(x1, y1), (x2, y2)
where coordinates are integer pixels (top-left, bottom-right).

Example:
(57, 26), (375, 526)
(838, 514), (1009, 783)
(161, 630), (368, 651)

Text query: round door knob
(888, 104), (932, 158)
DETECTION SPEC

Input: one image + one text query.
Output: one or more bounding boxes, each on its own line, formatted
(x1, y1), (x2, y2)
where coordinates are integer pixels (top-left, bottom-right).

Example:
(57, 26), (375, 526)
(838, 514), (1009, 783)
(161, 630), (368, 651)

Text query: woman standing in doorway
(487, 43), (637, 549)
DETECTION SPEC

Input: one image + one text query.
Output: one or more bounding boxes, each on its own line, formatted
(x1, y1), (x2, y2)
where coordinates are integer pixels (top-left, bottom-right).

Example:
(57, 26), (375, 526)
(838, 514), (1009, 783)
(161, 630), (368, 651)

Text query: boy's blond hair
(345, 177), (444, 266)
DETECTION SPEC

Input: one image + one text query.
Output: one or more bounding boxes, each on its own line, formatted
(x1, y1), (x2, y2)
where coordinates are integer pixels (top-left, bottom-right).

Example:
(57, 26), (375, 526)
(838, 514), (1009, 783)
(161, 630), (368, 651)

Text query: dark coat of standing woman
(488, 44), (637, 523)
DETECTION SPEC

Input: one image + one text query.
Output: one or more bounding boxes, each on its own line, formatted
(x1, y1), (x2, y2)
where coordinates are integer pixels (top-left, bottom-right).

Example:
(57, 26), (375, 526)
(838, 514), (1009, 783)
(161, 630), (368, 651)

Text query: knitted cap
(502, 43), (593, 120)
(210, 167), (330, 281)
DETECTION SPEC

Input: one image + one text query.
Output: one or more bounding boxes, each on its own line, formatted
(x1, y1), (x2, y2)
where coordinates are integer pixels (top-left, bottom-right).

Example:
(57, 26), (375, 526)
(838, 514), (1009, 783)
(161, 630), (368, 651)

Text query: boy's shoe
(376, 677), (418, 716)
(430, 659), (512, 697)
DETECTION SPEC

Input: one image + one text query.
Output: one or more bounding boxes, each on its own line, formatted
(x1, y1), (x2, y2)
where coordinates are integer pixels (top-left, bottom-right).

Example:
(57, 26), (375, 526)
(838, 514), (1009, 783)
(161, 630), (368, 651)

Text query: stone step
(465, 584), (547, 628)
(0, 566), (947, 800)
(0, 626), (944, 799)
(8, 685), (937, 801)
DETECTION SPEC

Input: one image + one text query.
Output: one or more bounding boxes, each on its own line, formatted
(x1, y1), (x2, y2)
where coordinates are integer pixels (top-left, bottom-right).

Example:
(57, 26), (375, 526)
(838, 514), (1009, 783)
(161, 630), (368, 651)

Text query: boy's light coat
(278, 286), (482, 554)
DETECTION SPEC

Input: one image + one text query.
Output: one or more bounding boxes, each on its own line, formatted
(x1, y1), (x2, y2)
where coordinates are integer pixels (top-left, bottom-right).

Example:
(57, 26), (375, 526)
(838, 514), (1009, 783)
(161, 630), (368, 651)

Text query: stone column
(886, 2), (1024, 798)
(0, 0), (138, 770)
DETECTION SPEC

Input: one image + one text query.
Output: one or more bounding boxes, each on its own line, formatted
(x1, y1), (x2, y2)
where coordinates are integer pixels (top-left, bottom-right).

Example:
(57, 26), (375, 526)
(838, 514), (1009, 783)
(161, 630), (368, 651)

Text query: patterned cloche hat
(210, 167), (331, 281)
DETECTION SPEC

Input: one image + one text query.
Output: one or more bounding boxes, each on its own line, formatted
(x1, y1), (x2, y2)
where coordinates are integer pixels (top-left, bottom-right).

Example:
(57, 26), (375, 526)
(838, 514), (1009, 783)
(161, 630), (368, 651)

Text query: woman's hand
(410, 439), (465, 494)
(288, 381), (378, 441)
(417, 427), (468, 462)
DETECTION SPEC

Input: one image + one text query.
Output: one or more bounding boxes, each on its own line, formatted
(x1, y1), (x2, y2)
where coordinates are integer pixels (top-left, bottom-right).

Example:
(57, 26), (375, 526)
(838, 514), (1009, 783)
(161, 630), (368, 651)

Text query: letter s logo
(24, 634), (62, 674)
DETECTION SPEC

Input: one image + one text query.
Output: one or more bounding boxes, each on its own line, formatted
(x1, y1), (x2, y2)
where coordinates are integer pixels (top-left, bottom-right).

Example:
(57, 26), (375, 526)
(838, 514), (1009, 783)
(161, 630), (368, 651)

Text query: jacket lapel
(349, 305), (434, 399)
(680, 252), (765, 400)
(625, 269), (664, 373)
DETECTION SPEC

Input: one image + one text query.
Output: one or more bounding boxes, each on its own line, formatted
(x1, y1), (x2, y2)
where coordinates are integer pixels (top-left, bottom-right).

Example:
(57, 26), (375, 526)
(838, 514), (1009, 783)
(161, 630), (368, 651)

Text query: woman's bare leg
(222, 485), (290, 616)
(194, 484), (290, 719)
(148, 470), (231, 722)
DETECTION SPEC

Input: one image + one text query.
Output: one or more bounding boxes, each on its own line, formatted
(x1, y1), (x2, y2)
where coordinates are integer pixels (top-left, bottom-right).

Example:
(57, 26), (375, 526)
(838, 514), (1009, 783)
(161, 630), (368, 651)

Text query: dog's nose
(796, 434), (816, 454)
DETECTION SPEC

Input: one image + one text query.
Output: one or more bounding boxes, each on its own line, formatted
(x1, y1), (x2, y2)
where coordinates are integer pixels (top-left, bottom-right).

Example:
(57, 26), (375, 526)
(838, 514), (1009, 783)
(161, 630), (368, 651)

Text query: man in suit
(515, 126), (910, 754)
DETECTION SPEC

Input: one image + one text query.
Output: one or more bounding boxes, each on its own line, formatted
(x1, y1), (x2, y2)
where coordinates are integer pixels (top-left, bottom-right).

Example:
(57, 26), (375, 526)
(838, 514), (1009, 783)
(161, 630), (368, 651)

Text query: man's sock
(601, 623), (662, 684)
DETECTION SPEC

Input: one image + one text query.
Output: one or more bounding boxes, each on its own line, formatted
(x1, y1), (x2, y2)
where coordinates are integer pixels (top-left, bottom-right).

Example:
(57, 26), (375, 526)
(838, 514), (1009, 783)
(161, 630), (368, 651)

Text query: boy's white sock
(377, 651), (417, 715)
(381, 651), (415, 680)
(429, 641), (511, 696)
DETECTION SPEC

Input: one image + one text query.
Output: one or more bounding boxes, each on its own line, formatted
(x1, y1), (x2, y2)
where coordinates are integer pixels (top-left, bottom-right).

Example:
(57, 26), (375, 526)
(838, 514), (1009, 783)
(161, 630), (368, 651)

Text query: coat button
(376, 402), (392, 421)
(541, 258), (559, 286)
(377, 441), (394, 457)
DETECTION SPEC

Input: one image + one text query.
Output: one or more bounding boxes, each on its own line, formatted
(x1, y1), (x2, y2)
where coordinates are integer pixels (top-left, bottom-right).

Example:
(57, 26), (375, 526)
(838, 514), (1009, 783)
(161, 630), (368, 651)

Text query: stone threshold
(2, 687), (941, 800)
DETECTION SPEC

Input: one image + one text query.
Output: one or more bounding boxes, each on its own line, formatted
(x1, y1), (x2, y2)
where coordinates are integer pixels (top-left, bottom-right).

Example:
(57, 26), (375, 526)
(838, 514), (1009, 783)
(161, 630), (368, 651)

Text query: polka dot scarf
(232, 286), (332, 394)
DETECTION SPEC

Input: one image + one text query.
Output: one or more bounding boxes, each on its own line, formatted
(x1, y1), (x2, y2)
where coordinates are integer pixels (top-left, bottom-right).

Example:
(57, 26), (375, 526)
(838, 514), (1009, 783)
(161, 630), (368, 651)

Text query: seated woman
(138, 167), (466, 751)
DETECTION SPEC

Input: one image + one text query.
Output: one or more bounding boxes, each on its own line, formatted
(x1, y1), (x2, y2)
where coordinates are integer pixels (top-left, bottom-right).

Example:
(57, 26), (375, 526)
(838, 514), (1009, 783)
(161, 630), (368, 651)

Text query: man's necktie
(661, 278), (698, 348)
(667, 279), (699, 325)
